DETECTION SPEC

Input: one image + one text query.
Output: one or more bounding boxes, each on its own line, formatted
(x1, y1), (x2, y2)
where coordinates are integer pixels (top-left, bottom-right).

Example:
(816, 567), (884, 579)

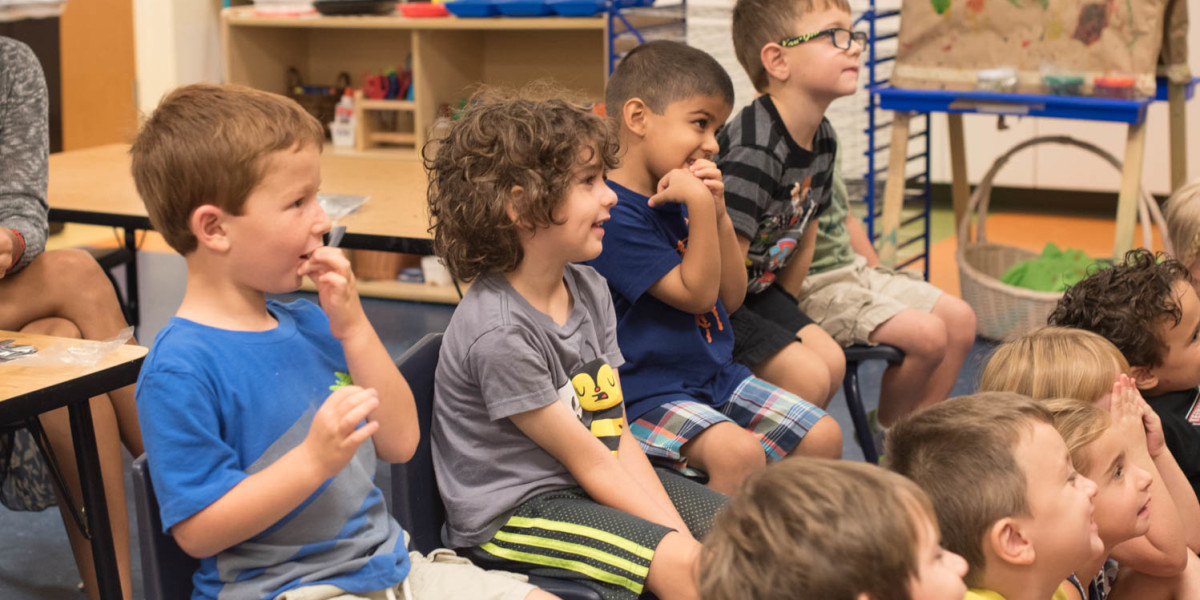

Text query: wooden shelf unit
(222, 6), (609, 161)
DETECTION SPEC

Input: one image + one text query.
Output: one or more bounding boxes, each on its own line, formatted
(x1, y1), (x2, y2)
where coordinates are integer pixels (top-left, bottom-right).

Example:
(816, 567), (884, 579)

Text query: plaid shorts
(629, 376), (826, 471)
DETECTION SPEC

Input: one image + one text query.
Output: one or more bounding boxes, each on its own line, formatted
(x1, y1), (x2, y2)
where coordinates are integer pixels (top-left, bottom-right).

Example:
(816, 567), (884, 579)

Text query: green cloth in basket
(999, 243), (1103, 293)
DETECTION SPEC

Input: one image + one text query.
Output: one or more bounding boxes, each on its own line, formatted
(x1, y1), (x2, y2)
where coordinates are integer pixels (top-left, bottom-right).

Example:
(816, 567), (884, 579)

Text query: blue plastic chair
(131, 455), (198, 600)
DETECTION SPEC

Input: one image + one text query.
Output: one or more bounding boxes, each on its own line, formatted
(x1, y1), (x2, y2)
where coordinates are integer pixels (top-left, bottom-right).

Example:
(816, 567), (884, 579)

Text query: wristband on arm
(6, 228), (25, 273)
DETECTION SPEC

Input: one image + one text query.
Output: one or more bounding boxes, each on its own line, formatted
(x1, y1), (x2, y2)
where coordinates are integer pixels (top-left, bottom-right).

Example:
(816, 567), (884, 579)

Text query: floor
(0, 201), (1130, 599)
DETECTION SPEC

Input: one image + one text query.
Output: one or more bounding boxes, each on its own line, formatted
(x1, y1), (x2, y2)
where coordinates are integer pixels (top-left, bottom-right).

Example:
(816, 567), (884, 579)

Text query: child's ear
(622, 98), (649, 137)
(988, 517), (1035, 566)
(761, 42), (789, 83)
(190, 204), (230, 252)
(505, 186), (527, 228)
(1130, 365), (1159, 391)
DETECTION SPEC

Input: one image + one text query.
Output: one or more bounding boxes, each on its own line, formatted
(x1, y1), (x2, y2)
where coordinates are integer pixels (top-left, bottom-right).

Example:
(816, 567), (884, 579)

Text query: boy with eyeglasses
(719, 0), (976, 435)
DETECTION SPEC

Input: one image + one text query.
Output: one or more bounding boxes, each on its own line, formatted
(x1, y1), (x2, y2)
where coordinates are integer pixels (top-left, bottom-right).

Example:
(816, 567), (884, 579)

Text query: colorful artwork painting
(896, 0), (1176, 98)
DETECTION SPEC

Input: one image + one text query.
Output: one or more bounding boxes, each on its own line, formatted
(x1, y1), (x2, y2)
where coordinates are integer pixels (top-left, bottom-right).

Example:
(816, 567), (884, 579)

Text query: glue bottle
(335, 87), (355, 125)
(331, 87), (356, 148)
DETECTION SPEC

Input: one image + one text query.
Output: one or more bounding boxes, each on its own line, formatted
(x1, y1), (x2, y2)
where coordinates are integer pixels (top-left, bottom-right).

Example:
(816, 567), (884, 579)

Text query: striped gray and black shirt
(0, 36), (49, 273)
(717, 95), (836, 294)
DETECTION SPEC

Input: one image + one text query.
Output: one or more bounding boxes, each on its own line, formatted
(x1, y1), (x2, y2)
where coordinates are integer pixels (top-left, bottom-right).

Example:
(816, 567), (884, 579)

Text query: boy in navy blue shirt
(587, 41), (842, 494)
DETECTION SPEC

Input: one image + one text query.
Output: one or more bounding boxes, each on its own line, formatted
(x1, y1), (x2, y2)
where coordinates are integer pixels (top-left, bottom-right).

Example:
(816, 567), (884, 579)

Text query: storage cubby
(222, 7), (607, 161)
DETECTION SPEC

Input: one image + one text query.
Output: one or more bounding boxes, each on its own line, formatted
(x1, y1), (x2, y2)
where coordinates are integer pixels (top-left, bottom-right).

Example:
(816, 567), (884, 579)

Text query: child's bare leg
(752, 341), (834, 408)
(22, 317), (133, 600)
(871, 296), (974, 427)
(644, 531), (702, 600)
(868, 310), (946, 426)
(797, 323), (846, 398)
(0, 249), (143, 455)
(789, 415), (842, 460)
(681, 422), (765, 494)
(523, 589), (561, 600)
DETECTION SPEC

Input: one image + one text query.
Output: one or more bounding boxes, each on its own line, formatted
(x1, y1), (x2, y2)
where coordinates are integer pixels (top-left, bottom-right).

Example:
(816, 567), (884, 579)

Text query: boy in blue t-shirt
(586, 41), (842, 495)
(130, 84), (547, 600)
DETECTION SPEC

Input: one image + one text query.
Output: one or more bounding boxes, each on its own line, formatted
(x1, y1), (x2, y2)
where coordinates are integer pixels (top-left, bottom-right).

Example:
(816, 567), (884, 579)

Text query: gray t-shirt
(432, 263), (625, 548)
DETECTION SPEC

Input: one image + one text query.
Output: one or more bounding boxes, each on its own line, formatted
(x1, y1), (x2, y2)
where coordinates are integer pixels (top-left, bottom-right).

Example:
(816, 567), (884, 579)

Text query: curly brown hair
(1047, 249), (1191, 368)
(425, 86), (619, 282)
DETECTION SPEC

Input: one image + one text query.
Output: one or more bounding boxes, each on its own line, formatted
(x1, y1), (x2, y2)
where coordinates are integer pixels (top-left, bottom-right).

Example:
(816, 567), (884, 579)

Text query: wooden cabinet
(221, 7), (608, 160)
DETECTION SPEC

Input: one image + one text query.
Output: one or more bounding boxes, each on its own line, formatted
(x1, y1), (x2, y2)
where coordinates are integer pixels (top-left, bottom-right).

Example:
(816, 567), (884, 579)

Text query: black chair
(841, 344), (905, 464)
(131, 455), (199, 600)
(392, 333), (603, 600)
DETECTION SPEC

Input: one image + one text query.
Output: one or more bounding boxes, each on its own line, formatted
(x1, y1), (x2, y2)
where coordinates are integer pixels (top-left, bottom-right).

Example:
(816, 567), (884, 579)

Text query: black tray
(313, 0), (397, 15)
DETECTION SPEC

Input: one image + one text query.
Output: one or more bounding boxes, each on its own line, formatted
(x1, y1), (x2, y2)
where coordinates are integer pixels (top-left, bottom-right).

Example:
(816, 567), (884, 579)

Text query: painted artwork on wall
(892, 0), (1187, 98)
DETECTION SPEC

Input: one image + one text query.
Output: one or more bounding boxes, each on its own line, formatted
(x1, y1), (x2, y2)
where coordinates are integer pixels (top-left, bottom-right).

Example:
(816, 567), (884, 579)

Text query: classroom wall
(132, 0), (222, 114)
(136, 0), (1199, 197)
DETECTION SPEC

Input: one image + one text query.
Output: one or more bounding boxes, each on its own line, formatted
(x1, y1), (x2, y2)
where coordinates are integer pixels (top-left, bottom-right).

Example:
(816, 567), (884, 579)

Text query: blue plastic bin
(444, 0), (499, 17)
(548, 0), (603, 16)
(494, 0), (554, 16)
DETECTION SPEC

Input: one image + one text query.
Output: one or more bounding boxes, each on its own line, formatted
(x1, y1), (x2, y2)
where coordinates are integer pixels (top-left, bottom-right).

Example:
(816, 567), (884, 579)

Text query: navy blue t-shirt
(586, 181), (752, 421)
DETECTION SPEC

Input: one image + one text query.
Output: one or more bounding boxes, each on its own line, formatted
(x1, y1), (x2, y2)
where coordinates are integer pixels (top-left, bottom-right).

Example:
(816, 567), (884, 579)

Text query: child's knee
(896, 315), (949, 362)
(690, 424), (766, 475)
(935, 296), (977, 346)
(646, 531), (702, 599)
(794, 415), (842, 459)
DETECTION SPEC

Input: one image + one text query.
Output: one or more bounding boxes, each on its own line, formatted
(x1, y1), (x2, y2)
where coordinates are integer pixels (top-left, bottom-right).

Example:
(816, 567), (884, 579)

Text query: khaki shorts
(798, 255), (943, 346)
(274, 549), (534, 600)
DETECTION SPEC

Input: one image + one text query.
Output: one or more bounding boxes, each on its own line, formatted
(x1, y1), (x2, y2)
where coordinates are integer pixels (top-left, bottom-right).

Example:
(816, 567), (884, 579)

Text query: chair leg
(841, 362), (880, 464)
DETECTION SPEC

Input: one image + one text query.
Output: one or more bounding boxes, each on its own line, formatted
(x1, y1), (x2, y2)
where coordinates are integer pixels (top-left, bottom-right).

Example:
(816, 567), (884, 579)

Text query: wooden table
(47, 144), (454, 319)
(873, 78), (1195, 266)
(0, 331), (148, 600)
(48, 143), (433, 252)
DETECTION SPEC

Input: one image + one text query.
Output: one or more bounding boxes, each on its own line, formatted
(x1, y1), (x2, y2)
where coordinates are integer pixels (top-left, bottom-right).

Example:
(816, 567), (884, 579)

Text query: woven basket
(955, 135), (1173, 341)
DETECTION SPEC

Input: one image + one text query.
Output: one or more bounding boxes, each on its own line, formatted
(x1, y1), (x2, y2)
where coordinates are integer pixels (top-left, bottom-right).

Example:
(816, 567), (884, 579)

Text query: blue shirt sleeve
(138, 369), (249, 532)
(589, 202), (683, 305)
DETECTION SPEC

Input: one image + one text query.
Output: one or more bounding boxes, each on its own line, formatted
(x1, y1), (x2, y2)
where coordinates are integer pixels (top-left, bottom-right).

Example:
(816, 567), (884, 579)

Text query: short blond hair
(700, 458), (935, 600)
(1166, 179), (1200, 268)
(980, 327), (1131, 404)
(885, 393), (1053, 588)
(1040, 398), (1111, 475)
(131, 84), (325, 255)
(731, 0), (852, 92)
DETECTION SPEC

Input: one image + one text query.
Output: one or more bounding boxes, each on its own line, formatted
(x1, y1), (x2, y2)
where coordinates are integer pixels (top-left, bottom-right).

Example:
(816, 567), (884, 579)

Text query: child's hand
(1126, 377), (1167, 458)
(1111, 375), (1151, 456)
(302, 385), (380, 480)
(648, 169), (712, 209)
(688, 159), (726, 216)
(299, 247), (367, 341)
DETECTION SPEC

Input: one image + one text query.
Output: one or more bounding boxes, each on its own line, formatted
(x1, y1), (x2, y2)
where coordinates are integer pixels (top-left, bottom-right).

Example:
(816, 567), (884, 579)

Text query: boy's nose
(701, 135), (719, 158)
(602, 185), (618, 207)
(1080, 474), (1099, 498)
(949, 551), (968, 577)
(312, 211), (332, 236)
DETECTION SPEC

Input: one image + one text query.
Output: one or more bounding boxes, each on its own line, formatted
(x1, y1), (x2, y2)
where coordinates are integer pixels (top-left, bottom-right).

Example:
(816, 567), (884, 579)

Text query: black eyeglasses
(780, 28), (868, 50)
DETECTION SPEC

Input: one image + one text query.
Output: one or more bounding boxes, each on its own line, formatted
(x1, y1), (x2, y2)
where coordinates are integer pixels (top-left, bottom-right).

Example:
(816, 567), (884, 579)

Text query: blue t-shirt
(136, 300), (411, 600)
(586, 181), (752, 421)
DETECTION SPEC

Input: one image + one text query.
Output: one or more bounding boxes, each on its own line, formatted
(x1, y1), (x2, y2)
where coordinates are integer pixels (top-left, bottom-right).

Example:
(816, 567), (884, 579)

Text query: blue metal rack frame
(606, 0), (687, 74)
(858, 5), (932, 278)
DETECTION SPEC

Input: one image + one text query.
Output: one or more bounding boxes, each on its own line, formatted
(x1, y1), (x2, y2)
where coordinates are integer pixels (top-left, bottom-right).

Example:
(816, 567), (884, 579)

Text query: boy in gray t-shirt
(428, 92), (726, 600)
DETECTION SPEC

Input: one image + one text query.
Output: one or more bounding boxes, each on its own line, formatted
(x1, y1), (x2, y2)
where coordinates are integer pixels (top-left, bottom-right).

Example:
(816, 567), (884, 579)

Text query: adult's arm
(0, 37), (50, 273)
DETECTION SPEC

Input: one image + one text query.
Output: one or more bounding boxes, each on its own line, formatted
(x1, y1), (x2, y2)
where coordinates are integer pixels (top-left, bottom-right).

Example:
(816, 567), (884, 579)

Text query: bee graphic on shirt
(570, 359), (625, 456)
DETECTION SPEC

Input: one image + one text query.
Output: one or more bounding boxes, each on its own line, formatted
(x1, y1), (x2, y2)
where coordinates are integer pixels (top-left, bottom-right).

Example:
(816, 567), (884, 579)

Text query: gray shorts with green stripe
(464, 469), (726, 600)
